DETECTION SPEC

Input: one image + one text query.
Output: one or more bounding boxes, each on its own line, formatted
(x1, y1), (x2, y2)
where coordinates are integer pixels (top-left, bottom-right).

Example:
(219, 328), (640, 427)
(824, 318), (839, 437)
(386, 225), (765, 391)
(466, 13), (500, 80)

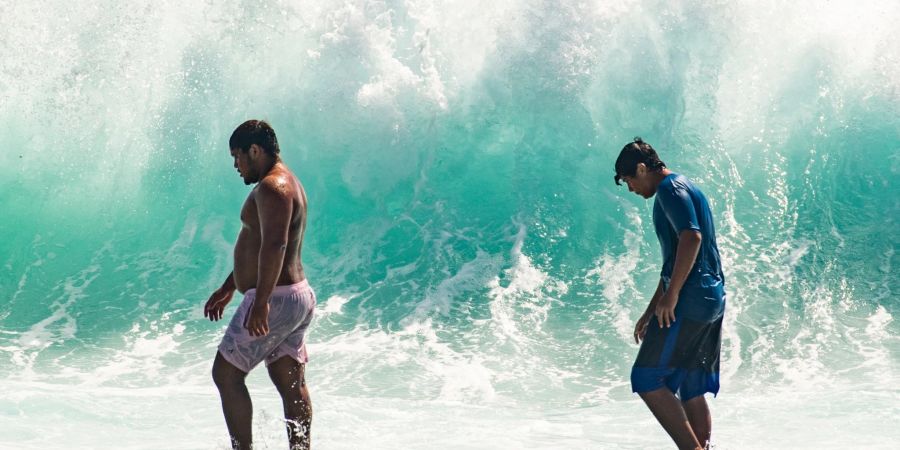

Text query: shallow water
(1, 0), (899, 448)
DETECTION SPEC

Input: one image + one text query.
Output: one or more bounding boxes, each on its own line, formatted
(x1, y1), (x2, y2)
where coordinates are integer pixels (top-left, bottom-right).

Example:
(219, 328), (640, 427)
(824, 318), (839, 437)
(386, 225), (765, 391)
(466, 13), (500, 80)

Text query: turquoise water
(1, 0), (899, 448)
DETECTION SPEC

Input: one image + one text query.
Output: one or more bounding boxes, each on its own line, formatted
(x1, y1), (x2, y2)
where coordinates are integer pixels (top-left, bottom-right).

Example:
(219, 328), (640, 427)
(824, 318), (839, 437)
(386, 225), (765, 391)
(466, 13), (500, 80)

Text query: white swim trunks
(218, 280), (316, 373)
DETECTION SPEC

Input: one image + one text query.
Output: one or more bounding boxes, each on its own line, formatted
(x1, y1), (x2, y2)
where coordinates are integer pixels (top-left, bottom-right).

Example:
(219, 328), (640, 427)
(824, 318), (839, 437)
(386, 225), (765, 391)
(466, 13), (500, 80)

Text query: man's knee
(212, 353), (247, 389)
(680, 394), (708, 408)
(638, 386), (673, 401)
(268, 357), (305, 393)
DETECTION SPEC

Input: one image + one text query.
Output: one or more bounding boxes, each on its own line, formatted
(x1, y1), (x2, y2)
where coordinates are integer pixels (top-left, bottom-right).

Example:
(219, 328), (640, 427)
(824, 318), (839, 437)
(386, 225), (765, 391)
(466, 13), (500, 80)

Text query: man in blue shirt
(614, 138), (726, 450)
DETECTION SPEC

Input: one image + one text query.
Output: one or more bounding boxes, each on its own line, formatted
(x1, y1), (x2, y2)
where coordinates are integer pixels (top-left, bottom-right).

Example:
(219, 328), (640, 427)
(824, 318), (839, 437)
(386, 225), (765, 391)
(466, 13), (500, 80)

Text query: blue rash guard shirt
(630, 173), (727, 400)
(652, 173), (726, 322)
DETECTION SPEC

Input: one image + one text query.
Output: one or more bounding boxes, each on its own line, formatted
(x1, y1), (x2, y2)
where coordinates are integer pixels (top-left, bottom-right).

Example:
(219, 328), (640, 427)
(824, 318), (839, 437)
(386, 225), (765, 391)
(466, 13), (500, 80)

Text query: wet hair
(614, 137), (666, 185)
(229, 120), (280, 156)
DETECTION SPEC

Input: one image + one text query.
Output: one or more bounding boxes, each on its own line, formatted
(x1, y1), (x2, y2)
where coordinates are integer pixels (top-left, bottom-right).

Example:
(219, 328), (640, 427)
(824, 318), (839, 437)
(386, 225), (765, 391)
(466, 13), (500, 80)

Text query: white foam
(10, 260), (100, 377)
(408, 249), (500, 320)
(487, 222), (554, 350)
(322, 294), (352, 315)
(585, 208), (644, 341)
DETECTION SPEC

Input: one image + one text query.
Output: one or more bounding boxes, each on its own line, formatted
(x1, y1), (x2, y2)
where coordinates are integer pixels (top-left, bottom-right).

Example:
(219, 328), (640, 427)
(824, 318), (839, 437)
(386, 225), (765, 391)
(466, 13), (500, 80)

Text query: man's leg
(682, 395), (711, 449)
(639, 387), (703, 450)
(212, 352), (253, 449)
(268, 356), (312, 450)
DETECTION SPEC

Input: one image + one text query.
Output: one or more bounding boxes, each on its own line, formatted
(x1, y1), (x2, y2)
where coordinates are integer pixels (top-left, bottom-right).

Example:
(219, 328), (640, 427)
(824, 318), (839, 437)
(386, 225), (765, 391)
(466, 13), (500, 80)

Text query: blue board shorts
(631, 308), (724, 401)
(218, 280), (317, 373)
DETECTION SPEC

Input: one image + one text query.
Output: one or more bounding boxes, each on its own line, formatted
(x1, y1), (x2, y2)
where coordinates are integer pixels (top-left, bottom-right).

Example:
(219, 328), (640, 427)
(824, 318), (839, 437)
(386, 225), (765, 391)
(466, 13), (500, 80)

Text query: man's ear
(249, 144), (262, 159)
(635, 163), (647, 177)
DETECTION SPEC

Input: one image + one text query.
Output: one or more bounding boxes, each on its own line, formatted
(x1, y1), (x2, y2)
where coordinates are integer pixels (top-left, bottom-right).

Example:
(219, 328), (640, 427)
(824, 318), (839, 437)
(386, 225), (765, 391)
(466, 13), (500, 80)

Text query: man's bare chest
(240, 192), (260, 230)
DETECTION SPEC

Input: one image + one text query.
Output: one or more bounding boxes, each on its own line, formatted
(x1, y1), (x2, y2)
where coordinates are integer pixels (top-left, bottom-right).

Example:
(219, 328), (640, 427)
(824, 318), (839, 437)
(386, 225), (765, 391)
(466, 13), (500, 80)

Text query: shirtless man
(204, 120), (316, 450)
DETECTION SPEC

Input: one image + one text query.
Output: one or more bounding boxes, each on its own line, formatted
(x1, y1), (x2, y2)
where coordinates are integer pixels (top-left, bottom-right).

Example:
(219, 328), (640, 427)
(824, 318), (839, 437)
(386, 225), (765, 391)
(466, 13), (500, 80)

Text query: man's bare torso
(233, 163), (307, 293)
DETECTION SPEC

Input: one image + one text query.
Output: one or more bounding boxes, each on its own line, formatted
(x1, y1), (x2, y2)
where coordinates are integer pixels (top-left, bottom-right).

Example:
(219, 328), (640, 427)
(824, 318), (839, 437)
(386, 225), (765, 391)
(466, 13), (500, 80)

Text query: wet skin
(203, 143), (313, 450)
(231, 147), (307, 295)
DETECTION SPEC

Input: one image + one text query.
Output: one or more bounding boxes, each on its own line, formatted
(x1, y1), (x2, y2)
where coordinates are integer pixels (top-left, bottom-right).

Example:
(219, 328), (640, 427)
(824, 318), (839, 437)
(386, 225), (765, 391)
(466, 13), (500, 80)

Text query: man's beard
(242, 172), (259, 185)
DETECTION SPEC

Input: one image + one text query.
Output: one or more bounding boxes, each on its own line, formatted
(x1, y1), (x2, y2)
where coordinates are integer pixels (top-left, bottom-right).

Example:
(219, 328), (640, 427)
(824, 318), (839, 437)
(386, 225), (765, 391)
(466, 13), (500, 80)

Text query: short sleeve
(657, 183), (700, 233)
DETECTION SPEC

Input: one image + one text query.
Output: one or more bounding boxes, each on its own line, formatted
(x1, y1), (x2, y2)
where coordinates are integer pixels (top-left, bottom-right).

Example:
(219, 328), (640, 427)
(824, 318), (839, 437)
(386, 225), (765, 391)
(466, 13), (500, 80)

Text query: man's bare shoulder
(258, 168), (296, 197)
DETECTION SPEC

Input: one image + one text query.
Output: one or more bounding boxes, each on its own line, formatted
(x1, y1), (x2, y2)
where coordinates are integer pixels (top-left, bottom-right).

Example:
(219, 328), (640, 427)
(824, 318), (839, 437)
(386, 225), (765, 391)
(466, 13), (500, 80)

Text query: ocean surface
(1, 1), (898, 448)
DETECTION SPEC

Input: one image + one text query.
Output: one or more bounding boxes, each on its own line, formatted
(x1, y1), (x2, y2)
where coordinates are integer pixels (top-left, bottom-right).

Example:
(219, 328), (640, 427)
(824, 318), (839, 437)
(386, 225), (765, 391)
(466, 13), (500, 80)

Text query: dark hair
(614, 137), (666, 185)
(229, 120), (280, 156)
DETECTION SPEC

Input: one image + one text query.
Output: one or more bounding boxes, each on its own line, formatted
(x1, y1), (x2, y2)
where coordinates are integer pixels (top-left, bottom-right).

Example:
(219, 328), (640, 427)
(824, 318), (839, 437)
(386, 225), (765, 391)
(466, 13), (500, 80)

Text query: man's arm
(634, 279), (665, 343)
(204, 272), (236, 321)
(244, 179), (293, 336)
(221, 272), (236, 291)
(655, 230), (702, 327)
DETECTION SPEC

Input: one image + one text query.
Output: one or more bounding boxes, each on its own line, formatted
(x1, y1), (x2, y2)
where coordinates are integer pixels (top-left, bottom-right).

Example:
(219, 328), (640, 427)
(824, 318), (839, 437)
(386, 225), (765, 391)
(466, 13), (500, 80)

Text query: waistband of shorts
(245, 279), (312, 298)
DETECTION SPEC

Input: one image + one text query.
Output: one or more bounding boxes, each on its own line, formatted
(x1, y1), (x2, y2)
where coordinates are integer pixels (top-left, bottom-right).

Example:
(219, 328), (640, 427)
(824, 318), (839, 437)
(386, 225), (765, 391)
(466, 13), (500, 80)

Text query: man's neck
(650, 168), (672, 190)
(258, 157), (281, 179)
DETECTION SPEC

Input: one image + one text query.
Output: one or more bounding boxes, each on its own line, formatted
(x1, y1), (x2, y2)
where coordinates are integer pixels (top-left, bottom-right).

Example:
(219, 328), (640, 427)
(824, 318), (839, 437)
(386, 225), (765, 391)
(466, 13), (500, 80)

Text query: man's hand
(204, 287), (235, 321)
(244, 301), (270, 337)
(634, 313), (651, 344)
(655, 292), (678, 328)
